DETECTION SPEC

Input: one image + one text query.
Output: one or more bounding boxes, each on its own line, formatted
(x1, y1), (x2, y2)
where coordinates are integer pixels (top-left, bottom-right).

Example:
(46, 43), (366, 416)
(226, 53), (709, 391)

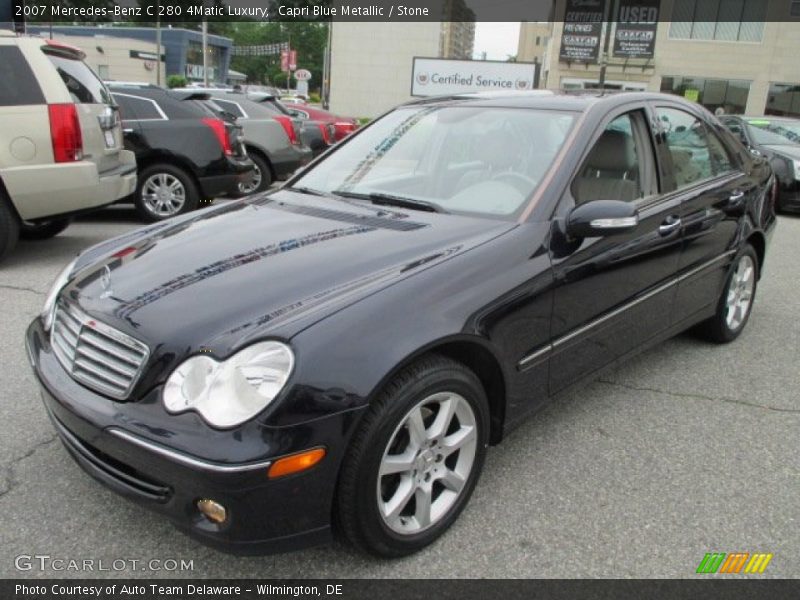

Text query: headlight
(41, 257), (78, 332)
(163, 341), (294, 428)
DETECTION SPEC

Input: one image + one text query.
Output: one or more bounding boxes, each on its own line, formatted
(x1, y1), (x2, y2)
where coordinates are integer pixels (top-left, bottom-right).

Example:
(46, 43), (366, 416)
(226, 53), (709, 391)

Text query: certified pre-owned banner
(559, 0), (607, 63)
(411, 58), (539, 97)
(613, 0), (660, 58)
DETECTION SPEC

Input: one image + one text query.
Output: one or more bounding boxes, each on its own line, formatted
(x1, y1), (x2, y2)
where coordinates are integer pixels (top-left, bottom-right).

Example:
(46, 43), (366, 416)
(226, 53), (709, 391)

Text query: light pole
(598, 0), (617, 91)
(202, 19), (209, 87)
(156, 1), (162, 86)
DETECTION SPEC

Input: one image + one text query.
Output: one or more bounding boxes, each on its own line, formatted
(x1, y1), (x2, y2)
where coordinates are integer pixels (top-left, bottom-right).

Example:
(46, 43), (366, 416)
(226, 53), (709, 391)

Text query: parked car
(282, 102), (359, 142)
(720, 115), (800, 212)
(27, 91), (776, 558)
(0, 32), (136, 261)
(106, 83), (253, 221)
(245, 91), (336, 157)
(175, 88), (314, 194)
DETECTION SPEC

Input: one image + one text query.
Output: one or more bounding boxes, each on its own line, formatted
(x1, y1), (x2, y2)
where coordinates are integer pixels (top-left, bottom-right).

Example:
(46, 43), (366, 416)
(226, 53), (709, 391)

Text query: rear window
(211, 98), (246, 118)
(44, 51), (112, 105)
(112, 93), (166, 120)
(0, 47), (45, 106)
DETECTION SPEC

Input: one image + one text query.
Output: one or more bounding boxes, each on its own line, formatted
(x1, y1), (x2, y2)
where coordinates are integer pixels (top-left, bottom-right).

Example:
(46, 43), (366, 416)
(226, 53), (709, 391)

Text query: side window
(111, 93), (165, 121)
(213, 98), (246, 118)
(571, 112), (650, 205)
(657, 107), (732, 190)
(0, 47), (45, 106)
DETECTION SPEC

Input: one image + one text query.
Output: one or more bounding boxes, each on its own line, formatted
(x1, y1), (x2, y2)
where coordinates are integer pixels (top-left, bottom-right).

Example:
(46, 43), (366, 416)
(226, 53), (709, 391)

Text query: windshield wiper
(332, 190), (448, 214)
(287, 185), (330, 197)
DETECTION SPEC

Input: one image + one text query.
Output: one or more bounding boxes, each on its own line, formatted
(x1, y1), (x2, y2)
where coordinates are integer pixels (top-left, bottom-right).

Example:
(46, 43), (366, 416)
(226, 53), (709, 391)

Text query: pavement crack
(597, 379), (800, 414)
(0, 434), (59, 501)
(0, 284), (46, 297)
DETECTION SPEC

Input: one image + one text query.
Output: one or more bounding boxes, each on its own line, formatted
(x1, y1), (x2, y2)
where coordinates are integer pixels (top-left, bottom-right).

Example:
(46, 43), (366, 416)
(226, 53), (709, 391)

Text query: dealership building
(539, 0), (800, 116)
(26, 25), (233, 85)
(329, 21), (476, 118)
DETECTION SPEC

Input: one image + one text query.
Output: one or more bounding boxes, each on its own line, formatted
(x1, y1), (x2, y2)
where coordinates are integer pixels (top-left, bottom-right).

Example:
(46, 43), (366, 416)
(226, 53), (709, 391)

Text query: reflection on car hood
(66, 191), (515, 351)
(761, 144), (800, 160)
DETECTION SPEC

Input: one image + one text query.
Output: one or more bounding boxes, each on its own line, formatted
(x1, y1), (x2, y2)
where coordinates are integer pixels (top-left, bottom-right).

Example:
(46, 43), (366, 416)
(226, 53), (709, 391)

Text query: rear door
(42, 46), (122, 174)
(548, 105), (684, 393)
(653, 104), (749, 324)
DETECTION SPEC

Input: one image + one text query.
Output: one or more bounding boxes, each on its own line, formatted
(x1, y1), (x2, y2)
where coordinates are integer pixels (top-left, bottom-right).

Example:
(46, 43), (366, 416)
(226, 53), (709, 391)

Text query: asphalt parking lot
(1, 204), (798, 579)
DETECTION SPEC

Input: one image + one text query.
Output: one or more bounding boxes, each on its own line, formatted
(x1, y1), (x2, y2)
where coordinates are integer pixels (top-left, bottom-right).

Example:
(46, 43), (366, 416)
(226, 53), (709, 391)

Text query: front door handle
(658, 216), (682, 236)
(729, 190), (746, 202)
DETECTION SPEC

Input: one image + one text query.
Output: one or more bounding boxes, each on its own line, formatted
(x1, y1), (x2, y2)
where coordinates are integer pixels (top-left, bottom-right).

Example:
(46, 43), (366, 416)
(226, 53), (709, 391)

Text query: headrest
(584, 129), (635, 171)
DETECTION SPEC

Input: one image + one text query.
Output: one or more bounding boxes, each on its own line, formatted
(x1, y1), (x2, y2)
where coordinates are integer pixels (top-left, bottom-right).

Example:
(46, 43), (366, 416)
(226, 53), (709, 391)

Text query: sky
(472, 22), (522, 61)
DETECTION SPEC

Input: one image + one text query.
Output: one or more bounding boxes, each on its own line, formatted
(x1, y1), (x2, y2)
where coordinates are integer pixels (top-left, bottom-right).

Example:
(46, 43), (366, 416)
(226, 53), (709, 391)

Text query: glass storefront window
(186, 41), (223, 82)
(660, 76), (750, 115)
(765, 83), (800, 118)
(669, 0), (766, 42)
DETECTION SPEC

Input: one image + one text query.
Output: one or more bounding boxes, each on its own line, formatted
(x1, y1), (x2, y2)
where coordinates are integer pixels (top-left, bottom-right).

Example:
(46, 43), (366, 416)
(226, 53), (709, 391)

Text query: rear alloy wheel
(698, 244), (759, 343)
(20, 218), (71, 240)
(237, 153), (272, 196)
(135, 163), (198, 222)
(336, 355), (489, 557)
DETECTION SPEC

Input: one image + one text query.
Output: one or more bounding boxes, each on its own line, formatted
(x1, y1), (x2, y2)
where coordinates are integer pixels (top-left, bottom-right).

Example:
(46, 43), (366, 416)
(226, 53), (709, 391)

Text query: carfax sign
(411, 58), (539, 97)
(560, 0), (606, 62)
(613, 0), (660, 58)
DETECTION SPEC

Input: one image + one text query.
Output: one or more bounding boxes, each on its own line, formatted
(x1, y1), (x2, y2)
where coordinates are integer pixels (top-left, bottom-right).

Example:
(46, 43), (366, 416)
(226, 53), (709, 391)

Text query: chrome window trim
(111, 92), (168, 121)
(517, 250), (737, 371)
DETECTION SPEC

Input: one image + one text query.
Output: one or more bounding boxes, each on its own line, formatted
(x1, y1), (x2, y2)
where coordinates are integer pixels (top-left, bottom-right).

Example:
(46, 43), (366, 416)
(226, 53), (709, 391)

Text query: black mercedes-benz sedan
(719, 115), (800, 213)
(26, 91), (777, 558)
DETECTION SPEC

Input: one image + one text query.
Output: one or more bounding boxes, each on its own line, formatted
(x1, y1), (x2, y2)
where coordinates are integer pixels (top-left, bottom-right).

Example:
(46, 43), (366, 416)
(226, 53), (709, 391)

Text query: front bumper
(25, 318), (364, 554)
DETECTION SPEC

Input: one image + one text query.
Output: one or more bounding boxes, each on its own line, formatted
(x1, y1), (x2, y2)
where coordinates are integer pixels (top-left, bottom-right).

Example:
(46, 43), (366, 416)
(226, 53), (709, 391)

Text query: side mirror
(567, 200), (639, 239)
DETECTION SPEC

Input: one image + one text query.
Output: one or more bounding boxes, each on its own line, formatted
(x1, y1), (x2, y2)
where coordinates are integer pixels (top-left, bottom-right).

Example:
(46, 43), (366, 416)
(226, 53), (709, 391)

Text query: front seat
(573, 129), (640, 204)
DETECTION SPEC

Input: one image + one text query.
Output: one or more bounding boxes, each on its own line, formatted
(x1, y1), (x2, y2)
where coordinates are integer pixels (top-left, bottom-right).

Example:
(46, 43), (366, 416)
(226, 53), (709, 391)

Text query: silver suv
(0, 31), (137, 262)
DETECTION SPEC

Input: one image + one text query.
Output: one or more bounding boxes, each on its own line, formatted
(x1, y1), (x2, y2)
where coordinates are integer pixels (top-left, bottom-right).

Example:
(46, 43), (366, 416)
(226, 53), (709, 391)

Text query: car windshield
(747, 120), (800, 146)
(292, 105), (576, 219)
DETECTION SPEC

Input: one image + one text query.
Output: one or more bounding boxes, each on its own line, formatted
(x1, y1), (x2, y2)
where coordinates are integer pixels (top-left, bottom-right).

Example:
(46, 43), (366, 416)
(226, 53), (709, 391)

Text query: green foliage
(308, 92), (321, 103)
(166, 74), (188, 89)
(226, 22), (328, 92)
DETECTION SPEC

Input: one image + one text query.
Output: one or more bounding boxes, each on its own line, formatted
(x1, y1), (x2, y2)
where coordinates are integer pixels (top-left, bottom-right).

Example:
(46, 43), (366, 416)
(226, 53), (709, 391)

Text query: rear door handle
(658, 216), (682, 236)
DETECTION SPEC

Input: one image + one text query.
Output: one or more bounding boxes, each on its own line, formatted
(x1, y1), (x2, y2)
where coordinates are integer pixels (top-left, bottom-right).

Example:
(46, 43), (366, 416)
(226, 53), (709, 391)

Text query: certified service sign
(411, 58), (539, 97)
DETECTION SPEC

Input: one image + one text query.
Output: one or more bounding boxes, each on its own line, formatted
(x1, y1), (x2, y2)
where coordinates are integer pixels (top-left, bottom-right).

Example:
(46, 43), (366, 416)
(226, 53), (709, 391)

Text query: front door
(548, 106), (684, 393)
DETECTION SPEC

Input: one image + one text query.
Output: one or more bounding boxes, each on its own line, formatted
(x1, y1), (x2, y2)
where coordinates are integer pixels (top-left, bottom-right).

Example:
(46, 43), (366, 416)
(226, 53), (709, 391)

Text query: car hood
(67, 191), (515, 354)
(761, 144), (800, 160)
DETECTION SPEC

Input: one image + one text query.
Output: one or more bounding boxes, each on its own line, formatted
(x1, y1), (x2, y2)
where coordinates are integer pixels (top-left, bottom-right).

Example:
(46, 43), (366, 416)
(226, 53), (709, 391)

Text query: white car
(0, 31), (137, 261)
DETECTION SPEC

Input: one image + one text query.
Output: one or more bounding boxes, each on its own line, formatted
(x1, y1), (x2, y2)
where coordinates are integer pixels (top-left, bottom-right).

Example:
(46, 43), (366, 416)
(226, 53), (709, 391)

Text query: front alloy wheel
(337, 355), (489, 557)
(378, 392), (477, 534)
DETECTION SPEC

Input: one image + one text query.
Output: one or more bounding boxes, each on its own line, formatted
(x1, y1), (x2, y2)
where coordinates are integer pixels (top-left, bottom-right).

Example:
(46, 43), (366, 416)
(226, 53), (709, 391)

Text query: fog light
(197, 499), (227, 524)
(267, 447), (326, 479)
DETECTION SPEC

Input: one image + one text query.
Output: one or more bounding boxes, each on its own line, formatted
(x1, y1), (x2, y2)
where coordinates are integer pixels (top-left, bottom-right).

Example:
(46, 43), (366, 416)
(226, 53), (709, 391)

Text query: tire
(0, 193), (20, 263)
(20, 218), (71, 240)
(697, 244), (759, 343)
(134, 163), (199, 222)
(236, 152), (272, 196)
(336, 354), (489, 557)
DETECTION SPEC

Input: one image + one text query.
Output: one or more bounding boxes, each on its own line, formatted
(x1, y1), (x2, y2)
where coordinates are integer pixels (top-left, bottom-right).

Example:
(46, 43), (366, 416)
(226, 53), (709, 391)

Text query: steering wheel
(491, 172), (538, 195)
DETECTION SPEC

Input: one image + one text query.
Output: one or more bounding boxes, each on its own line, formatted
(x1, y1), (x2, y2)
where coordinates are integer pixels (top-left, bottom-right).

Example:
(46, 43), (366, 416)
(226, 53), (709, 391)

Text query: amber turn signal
(268, 447), (326, 479)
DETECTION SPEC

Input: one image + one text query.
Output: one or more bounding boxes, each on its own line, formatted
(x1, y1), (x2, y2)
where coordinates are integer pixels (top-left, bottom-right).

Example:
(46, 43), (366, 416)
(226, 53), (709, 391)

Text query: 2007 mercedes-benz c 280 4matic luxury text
(26, 91), (776, 557)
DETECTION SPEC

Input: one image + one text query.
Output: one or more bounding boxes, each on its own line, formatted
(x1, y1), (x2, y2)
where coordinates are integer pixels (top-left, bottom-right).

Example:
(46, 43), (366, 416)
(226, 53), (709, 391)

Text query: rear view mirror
(567, 200), (639, 239)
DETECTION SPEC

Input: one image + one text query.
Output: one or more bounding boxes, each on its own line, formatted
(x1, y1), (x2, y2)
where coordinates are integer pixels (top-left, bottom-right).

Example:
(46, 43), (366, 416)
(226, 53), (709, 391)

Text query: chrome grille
(51, 300), (149, 400)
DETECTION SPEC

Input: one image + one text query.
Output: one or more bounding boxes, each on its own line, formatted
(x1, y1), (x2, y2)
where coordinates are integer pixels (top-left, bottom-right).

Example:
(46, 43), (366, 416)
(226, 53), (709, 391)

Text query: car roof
(400, 90), (698, 113)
